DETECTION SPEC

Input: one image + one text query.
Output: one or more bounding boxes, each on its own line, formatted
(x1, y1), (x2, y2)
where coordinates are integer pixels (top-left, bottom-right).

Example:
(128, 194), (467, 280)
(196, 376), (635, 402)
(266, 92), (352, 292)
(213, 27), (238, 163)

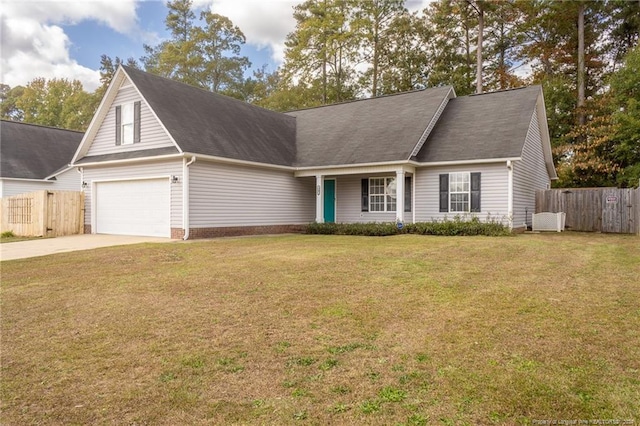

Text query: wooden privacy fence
(0, 190), (84, 237)
(536, 187), (640, 235)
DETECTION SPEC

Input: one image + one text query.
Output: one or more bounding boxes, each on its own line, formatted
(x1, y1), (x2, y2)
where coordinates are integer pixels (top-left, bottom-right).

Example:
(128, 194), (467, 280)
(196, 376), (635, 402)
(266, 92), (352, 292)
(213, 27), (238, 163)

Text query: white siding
(414, 163), (509, 223)
(82, 160), (183, 228)
(512, 109), (551, 228)
(335, 174), (399, 223)
(87, 83), (175, 156)
(50, 168), (82, 192)
(189, 161), (315, 227)
(0, 169), (80, 198)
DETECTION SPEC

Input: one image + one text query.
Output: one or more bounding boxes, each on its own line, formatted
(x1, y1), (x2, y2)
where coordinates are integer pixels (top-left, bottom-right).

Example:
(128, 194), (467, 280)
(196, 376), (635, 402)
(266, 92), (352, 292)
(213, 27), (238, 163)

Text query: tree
(0, 84), (25, 121)
(377, 10), (432, 94)
(425, 0), (475, 95)
(141, 0), (250, 96)
(484, 1), (526, 91)
(352, 0), (406, 97)
(11, 78), (96, 131)
(192, 11), (251, 95)
(609, 45), (640, 187)
(97, 55), (140, 97)
(281, 0), (360, 107)
(554, 45), (640, 188)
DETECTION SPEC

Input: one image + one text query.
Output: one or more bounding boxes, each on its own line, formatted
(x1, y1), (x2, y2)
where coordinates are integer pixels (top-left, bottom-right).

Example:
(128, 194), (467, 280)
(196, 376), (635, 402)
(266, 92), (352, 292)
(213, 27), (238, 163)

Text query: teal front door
(323, 180), (336, 223)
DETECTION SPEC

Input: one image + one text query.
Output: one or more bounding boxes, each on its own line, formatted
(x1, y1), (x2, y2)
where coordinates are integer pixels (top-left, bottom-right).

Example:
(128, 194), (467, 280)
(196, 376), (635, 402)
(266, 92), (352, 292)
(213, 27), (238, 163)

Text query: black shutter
(439, 174), (449, 212)
(470, 172), (481, 212)
(133, 101), (141, 143)
(361, 178), (369, 212)
(404, 176), (412, 212)
(115, 105), (121, 146)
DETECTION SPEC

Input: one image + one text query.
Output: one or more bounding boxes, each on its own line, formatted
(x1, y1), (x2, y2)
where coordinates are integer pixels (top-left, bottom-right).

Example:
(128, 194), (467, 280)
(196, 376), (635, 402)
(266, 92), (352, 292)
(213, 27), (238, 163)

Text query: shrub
(306, 216), (510, 237)
(1, 231), (16, 238)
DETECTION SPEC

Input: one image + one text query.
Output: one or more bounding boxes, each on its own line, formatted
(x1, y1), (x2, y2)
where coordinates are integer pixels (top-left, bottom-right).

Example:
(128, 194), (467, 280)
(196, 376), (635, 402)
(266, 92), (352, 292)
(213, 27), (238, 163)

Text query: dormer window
(115, 101), (141, 146)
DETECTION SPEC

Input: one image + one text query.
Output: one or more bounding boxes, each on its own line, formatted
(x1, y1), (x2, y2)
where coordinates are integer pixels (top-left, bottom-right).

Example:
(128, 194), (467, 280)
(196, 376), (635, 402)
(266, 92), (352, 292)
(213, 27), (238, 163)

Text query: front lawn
(1, 233), (638, 425)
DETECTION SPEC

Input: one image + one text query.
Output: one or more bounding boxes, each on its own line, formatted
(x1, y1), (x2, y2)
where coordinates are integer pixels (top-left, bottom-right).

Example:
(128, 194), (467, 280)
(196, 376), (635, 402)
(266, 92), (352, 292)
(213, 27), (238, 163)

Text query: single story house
(0, 120), (83, 198)
(71, 66), (557, 239)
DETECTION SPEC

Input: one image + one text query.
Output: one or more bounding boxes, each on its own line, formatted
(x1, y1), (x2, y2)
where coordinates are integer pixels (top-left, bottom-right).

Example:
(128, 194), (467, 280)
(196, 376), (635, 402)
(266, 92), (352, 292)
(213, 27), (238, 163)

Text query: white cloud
(0, 0), (138, 91)
(208, 0), (299, 63)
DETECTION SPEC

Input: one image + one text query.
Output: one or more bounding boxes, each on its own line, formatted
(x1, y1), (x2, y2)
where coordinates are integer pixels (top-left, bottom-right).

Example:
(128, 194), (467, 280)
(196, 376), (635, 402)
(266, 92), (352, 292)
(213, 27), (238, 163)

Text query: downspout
(507, 160), (513, 230)
(182, 156), (196, 240)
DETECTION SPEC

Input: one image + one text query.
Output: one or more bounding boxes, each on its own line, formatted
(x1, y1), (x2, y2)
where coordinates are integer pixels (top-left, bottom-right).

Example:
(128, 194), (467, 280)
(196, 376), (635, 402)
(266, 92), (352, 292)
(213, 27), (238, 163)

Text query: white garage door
(95, 178), (170, 237)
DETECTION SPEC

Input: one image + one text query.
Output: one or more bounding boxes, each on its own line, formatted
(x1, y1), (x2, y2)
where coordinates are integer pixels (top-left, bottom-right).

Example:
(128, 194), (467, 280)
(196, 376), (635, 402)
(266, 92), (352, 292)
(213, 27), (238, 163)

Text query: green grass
(1, 233), (639, 425)
(0, 232), (47, 243)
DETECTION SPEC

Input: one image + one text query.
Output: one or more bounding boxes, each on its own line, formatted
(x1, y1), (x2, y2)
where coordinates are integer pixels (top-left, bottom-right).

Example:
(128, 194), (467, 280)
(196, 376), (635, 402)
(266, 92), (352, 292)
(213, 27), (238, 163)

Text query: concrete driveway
(0, 234), (173, 261)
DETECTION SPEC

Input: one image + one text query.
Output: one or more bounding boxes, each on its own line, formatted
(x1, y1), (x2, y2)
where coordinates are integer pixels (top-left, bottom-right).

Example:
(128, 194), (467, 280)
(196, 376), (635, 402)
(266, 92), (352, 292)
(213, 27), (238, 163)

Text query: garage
(95, 178), (171, 237)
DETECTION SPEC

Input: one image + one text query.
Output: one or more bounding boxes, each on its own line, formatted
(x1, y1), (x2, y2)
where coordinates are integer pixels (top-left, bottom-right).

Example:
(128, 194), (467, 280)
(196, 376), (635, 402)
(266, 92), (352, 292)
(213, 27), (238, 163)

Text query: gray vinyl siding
(87, 83), (175, 156)
(82, 160), (183, 228)
(189, 161), (315, 227)
(0, 169), (80, 197)
(512, 109), (551, 228)
(414, 163), (509, 223)
(0, 180), (54, 198)
(334, 174), (401, 223)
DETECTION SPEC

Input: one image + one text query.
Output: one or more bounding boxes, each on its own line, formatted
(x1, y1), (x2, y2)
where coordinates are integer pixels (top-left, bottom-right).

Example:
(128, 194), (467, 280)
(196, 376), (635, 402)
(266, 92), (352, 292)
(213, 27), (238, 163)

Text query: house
(0, 120), (83, 198)
(71, 66), (557, 239)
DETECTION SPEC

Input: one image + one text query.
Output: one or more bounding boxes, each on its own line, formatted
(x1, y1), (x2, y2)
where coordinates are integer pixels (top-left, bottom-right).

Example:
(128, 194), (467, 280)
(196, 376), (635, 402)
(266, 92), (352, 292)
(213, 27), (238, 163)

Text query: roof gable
(1, 120), (83, 180)
(287, 86), (454, 167)
(415, 86), (541, 163)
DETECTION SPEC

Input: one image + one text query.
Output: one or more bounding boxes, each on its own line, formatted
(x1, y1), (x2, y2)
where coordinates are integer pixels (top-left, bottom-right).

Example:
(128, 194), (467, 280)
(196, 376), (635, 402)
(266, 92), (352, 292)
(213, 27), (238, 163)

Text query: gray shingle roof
(287, 86), (452, 167)
(123, 66), (296, 166)
(1, 120), (83, 179)
(415, 86), (540, 163)
(114, 68), (542, 169)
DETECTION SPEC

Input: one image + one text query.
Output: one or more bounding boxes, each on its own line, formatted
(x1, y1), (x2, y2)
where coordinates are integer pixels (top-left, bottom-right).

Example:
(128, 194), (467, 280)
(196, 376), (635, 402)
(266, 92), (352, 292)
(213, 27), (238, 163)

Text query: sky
(0, 0), (432, 93)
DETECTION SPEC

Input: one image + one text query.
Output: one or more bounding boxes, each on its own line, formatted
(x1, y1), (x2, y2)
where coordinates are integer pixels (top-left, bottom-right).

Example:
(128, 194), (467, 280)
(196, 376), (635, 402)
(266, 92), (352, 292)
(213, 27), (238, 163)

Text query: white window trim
(449, 172), (470, 213)
(369, 177), (396, 212)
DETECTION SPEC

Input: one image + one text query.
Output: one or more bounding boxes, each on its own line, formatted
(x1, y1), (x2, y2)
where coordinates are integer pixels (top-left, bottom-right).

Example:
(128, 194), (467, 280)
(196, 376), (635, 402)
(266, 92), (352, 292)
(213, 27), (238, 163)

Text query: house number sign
(606, 196), (618, 204)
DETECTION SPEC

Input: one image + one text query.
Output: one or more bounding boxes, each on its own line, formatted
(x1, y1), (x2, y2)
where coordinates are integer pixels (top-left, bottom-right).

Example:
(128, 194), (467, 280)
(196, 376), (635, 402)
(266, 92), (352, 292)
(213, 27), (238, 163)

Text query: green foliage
(1, 231), (16, 238)
(306, 216), (510, 237)
(140, 0), (250, 97)
(378, 386), (406, 402)
(359, 399), (381, 414)
(5, 78), (98, 131)
(555, 45), (640, 188)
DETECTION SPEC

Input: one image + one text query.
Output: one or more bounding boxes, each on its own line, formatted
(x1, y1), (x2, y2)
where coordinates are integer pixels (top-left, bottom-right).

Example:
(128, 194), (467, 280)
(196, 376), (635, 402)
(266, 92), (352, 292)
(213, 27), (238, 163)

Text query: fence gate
(536, 188), (639, 234)
(601, 188), (635, 234)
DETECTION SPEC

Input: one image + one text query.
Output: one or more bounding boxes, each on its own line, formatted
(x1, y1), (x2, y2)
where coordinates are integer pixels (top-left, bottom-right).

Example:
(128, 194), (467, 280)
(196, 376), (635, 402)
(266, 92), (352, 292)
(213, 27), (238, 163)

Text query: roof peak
(286, 85), (453, 113)
(467, 85), (540, 97)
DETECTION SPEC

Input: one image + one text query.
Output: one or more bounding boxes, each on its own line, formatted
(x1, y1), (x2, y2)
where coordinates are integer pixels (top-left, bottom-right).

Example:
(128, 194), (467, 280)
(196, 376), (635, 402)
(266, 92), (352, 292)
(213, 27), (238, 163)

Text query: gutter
(182, 156), (196, 240)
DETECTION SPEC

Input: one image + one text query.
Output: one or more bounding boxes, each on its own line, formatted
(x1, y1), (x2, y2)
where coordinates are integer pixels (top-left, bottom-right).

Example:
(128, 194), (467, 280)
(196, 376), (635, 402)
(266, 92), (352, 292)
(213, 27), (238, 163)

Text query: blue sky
(0, 0), (431, 92)
(61, 2), (276, 73)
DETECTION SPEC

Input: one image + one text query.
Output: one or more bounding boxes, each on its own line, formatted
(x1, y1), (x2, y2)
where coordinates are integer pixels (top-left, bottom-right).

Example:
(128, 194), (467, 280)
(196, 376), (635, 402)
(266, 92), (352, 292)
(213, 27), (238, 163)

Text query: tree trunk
(372, 20), (379, 98)
(577, 3), (585, 125)
(476, 4), (484, 94)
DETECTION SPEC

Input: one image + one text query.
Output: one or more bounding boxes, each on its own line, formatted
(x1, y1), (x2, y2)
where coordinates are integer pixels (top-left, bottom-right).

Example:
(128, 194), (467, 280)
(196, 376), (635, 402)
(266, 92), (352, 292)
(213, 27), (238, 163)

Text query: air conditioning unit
(532, 212), (566, 232)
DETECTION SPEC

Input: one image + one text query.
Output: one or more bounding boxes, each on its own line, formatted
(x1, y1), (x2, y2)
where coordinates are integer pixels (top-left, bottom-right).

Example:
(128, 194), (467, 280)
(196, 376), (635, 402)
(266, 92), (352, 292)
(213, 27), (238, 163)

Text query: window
(439, 172), (481, 213)
(361, 176), (411, 213)
(121, 103), (134, 144)
(449, 172), (470, 212)
(369, 177), (396, 212)
(115, 101), (140, 145)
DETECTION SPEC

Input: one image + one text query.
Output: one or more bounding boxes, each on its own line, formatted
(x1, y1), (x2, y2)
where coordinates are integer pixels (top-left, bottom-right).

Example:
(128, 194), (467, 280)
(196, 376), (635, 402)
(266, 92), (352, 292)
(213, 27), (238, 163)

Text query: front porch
(295, 164), (415, 225)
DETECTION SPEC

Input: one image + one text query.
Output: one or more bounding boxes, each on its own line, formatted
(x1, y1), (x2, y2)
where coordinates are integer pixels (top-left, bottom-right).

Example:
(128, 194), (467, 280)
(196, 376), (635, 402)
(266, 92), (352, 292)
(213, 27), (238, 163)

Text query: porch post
(396, 169), (405, 223)
(315, 175), (324, 223)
